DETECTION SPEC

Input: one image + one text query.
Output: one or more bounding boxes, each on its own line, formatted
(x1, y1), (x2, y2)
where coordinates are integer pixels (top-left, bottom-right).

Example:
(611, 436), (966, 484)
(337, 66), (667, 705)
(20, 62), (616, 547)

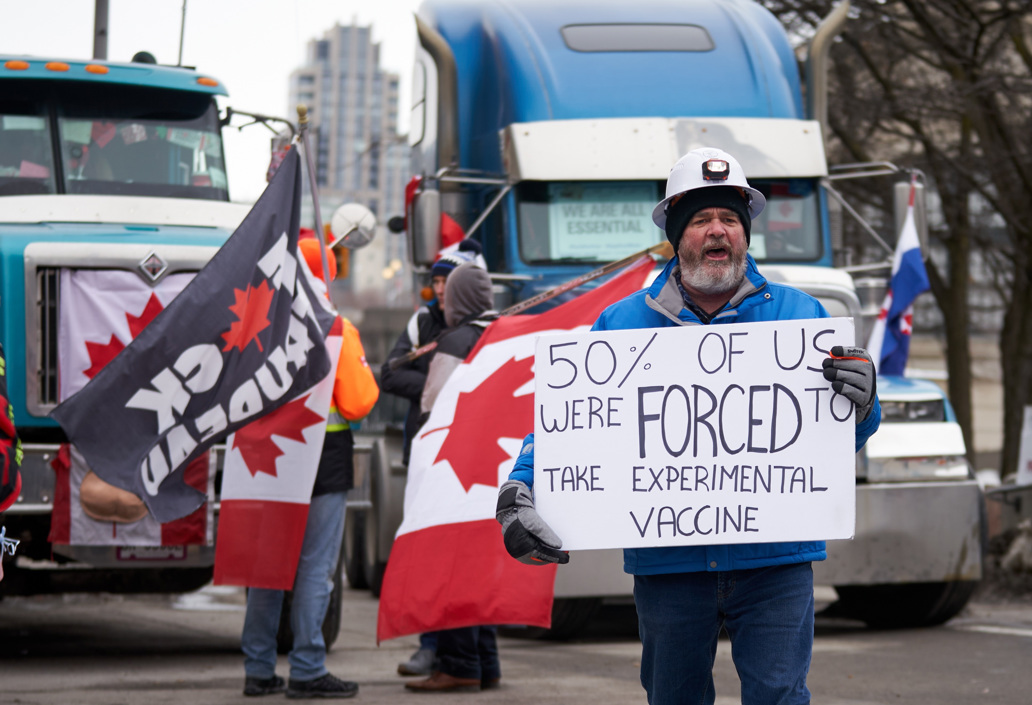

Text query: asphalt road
(2, 584), (1031, 705)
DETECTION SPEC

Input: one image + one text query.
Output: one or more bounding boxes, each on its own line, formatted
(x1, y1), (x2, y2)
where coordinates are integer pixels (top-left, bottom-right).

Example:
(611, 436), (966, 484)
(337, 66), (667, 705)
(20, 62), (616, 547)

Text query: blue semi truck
(352, 0), (984, 633)
(0, 54), (250, 595)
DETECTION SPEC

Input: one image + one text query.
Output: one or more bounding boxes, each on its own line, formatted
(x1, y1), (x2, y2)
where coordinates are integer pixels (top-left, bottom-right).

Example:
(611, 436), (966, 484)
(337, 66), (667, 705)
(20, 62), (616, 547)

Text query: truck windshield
(516, 178), (822, 265)
(0, 100), (57, 196)
(0, 81), (228, 201)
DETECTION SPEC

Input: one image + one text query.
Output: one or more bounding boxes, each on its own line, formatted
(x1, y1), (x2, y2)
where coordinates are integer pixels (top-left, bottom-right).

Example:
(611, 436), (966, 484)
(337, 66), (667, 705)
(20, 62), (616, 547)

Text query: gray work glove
(495, 479), (569, 565)
(822, 345), (877, 423)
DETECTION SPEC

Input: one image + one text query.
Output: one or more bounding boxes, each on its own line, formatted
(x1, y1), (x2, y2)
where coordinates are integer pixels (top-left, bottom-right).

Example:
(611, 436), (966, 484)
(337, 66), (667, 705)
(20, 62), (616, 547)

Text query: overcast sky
(1, 0), (422, 203)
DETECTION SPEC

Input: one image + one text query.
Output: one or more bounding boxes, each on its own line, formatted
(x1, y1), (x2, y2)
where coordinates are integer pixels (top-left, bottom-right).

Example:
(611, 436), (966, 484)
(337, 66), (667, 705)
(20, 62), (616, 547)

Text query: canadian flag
(213, 317), (343, 590)
(57, 269), (196, 410)
(50, 269), (212, 547)
(376, 256), (656, 642)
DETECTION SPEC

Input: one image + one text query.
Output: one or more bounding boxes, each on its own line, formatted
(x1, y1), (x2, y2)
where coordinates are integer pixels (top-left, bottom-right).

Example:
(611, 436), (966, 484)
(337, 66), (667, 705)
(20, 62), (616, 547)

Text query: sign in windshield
(519, 180), (663, 263)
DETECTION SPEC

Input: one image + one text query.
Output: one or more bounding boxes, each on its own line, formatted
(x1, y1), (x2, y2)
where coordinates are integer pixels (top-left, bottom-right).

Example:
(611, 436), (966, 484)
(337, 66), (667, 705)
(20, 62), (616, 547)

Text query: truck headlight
(862, 420), (970, 482)
(880, 399), (945, 422)
(866, 455), (971, 482)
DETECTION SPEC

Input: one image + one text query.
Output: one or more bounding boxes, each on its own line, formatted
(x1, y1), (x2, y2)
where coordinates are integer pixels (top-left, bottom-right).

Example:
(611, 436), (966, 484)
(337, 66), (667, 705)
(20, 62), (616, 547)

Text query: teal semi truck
(351, 0), (984, 634)
(0, 54), (366, 651)
(0, 54), (250, 595)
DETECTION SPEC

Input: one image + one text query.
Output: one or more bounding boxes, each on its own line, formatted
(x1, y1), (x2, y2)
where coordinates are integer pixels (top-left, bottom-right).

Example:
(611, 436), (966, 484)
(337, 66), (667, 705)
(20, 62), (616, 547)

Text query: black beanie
(663, 186), (752, 250)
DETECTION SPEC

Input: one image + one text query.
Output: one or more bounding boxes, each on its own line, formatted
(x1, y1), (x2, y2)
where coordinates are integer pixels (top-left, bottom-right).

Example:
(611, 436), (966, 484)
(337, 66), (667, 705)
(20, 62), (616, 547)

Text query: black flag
(51, 148), (335, 522)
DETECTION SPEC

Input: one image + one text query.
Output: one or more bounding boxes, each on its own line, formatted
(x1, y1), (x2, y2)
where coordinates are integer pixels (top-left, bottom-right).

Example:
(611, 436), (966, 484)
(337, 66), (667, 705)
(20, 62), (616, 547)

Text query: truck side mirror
(893, 180), (929, 258)
(410, 188), (441, 267)
(329, 203), (377, 249)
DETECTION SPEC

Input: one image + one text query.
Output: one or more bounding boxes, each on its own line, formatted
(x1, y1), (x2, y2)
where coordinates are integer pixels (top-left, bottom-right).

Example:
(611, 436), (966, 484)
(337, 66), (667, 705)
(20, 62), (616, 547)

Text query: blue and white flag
(866, 176), (930, 376)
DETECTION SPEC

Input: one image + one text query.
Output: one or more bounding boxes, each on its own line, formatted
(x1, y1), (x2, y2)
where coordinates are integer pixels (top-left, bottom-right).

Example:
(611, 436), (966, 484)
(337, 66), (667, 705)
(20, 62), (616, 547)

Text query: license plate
(115, 546), (188, 561)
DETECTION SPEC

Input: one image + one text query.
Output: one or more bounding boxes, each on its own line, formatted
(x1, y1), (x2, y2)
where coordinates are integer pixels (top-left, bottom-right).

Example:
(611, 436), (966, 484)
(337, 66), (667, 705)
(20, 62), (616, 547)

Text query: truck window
(517, 180), (665, 264)
(748, 179), (822, 264)
(60, 116), (226, 199)
(1, 80), (228, 201)
(0, 100), (57, 196)
(561, 24), (714, 53)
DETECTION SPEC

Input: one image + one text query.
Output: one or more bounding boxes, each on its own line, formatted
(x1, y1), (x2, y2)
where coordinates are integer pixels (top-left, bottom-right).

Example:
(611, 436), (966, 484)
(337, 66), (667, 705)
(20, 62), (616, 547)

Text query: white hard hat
(651, 147), (766, 230)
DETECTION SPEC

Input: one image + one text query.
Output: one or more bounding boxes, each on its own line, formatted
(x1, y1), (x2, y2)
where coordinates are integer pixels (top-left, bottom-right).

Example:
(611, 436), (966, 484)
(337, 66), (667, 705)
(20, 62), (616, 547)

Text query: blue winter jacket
(509, 255), (881, 576)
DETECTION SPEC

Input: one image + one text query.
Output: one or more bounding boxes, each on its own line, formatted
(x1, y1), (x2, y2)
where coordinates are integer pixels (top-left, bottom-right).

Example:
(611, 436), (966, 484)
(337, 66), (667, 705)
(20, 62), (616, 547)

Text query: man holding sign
(496, 148), (880, 705)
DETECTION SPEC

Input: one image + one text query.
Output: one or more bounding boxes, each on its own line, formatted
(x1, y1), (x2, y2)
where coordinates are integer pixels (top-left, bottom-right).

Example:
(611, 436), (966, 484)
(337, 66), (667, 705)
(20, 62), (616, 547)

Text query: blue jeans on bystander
(634, 562), (815, 705)
(242, 491), (347, 682)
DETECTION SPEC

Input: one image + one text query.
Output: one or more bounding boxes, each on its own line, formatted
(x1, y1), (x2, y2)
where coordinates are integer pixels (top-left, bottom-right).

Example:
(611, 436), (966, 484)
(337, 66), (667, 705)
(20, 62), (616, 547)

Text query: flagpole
(297, 104), (334, 288)
(388, 241), (674, 370)
(500, 240), (672, 317)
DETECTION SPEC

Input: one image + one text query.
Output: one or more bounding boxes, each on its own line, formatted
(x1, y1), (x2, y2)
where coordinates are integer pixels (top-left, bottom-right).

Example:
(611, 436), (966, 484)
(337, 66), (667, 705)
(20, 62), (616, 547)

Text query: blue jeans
(242, 491), (347, 681)
(634, 562), (814, 705)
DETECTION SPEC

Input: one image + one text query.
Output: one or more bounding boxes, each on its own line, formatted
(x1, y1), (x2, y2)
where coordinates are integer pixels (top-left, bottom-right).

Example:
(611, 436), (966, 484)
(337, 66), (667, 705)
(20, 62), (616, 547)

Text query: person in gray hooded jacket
(419, 261), (497, 419)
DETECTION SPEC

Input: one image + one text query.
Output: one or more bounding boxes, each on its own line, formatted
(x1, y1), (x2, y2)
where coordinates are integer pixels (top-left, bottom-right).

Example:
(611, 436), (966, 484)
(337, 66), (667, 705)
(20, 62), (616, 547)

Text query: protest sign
(533, 317), (857, 550)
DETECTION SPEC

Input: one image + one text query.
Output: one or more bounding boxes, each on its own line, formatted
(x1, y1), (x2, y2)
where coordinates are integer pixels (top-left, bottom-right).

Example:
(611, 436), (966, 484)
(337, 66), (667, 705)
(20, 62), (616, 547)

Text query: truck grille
(23, 242), (218, 417)
(34, 267), (61, 407)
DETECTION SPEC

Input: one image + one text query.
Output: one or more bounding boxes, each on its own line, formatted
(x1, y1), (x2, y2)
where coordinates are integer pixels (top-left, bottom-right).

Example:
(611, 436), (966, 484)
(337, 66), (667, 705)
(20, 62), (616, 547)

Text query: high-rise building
(289, 21), (410, 306)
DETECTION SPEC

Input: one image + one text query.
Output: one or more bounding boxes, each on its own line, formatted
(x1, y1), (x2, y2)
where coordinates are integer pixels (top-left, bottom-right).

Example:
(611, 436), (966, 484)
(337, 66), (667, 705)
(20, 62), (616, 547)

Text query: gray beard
(678, 251), (747, 296)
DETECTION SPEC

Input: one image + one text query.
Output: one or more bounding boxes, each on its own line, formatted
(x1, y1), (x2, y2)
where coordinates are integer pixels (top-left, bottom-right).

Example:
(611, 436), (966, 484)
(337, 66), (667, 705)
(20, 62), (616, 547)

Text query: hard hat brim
(652, 184), (766, 230)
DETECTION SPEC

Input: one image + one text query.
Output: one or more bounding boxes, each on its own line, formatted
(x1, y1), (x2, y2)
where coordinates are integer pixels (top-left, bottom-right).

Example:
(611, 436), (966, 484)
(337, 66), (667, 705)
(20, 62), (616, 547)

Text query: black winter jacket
(380, 303), (446, 464)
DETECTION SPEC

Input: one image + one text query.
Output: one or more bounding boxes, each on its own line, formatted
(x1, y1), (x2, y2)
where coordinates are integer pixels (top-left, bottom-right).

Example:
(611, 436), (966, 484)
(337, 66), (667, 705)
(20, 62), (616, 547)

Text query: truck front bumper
(6, 443), (219, 570)
(815, 479), (984, 585)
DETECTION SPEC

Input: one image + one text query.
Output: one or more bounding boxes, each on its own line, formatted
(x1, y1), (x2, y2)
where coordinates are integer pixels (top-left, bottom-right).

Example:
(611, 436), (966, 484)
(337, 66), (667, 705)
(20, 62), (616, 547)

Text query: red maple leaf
(84, 335), (125, 379)
(83, 293), (166, 379)
(427, 356), (535, 492)
(127, 293), (164, 337)
(221, 280), (275, 353)
(231, 394), (324, 477)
